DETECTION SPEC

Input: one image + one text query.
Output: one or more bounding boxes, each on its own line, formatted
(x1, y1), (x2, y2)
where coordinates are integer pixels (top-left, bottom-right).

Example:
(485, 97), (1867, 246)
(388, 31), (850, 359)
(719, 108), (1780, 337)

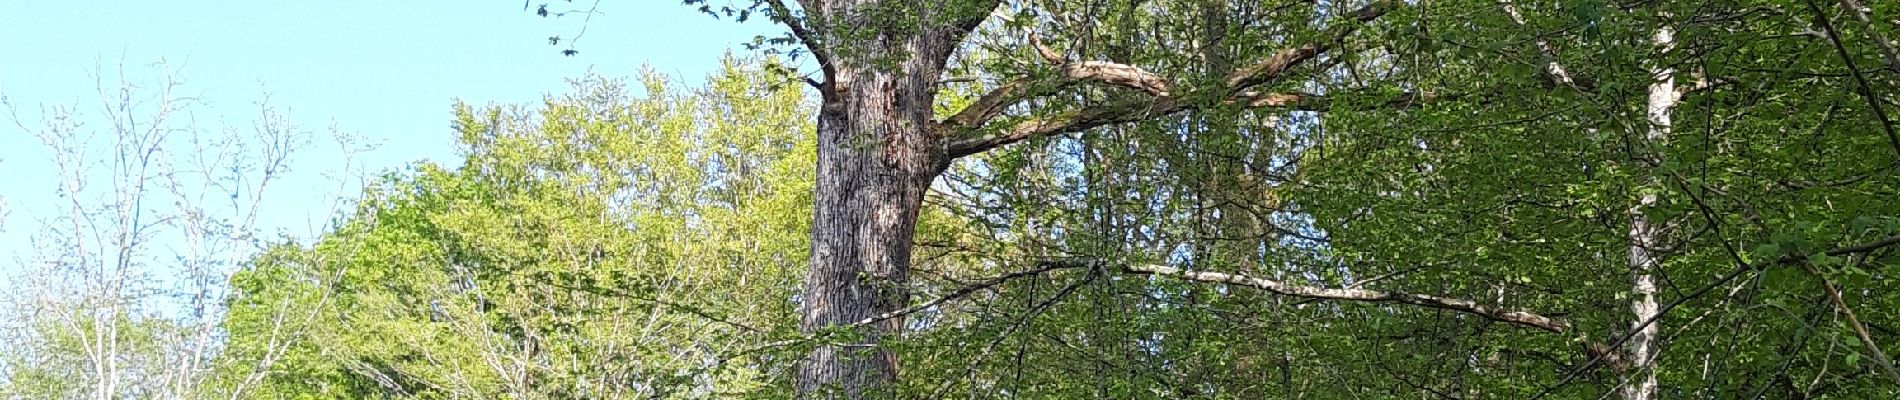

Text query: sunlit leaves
(218, 58), (816, 398)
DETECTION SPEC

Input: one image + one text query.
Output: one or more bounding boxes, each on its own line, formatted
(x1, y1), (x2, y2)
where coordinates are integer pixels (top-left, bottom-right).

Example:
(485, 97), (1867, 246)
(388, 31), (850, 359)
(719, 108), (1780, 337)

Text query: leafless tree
(0, 58), (367, 400)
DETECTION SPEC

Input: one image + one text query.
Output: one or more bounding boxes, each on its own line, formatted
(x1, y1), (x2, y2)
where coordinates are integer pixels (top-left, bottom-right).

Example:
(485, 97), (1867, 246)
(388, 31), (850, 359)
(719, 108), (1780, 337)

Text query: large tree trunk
(798, 72), (945, 398)
(794, 11), (959, 395)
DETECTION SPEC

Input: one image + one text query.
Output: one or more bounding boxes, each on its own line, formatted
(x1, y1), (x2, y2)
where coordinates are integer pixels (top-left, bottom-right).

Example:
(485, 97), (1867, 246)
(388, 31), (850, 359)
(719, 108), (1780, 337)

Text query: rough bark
(783, 1), (1543, 397)
(798, 54), (947, 400)
(799, 79), (943, 398)
(792, 1), (986, 397)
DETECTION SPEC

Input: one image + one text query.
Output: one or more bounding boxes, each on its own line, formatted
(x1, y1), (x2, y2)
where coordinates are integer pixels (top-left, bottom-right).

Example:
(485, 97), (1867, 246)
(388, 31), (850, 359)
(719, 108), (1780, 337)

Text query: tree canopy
(4, 1), (1900, 399)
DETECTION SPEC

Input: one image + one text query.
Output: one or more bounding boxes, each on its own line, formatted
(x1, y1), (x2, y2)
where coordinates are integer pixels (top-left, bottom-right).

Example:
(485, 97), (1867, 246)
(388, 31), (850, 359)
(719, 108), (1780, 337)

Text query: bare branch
(938, 78), (1052, 135)
(1812, 261), (1900, 386)
(1224, 0), (1397, 91)
(766, 0), (834, 72)
(1061, 61), (1172, 97)
(852, 259), (1097, 327)
(1122, 264), (1572, 333)
(1030, 32), (1172, 96)
(945, 89), (1439, 157)
(938, 0), (1406, 158)
(946, 97), (1188, 158)
(937, 32), (1173, 136)
(1028, 33), (1066, 64)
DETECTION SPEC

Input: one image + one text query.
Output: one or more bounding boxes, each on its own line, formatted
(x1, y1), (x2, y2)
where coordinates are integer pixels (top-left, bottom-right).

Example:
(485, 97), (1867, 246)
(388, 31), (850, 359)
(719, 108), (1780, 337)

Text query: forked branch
(937, 0), (1406, 158)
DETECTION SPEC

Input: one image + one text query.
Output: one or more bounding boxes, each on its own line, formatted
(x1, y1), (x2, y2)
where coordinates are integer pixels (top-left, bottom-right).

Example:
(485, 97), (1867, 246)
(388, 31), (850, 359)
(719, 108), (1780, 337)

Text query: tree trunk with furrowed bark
(797, 61), (948, 399)
(779, 1), (1568, 397)
(791, 1), (976, 396)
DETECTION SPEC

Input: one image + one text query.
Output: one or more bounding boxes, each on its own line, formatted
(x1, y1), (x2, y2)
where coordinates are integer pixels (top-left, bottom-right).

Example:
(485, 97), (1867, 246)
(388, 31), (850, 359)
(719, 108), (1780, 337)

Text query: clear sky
(0, 1), (784, 287)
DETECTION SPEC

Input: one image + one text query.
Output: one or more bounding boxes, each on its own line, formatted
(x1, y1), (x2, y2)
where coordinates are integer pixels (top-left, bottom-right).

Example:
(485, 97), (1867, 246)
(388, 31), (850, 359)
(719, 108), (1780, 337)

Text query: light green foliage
(1, 313), (186, 400)
(213, 58), (815, 399)
(1293, 1), (1900, 397)
(14, 1), (1897, 398)
(886, 0), (1900, 398)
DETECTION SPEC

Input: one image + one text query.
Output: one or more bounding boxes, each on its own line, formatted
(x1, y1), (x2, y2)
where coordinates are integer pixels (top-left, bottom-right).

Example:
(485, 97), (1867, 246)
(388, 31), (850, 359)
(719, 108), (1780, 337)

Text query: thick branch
(947, 97), (1190, 157)
(1225, 0), (1397, 91)
(1028, 33), (1065, 63)
(940, 78), (1052, 132)
(854, 258), (1573, 334)
(1234, 90), (1445, 109)
(1122, 264), (1571, 333)
(945, 89), (1435, 157)
(1062, 61), (1173, 97)
(1026, 33), (1172, 96)
(939, 0), (1403, 157)
(939, 33), (1171, 133)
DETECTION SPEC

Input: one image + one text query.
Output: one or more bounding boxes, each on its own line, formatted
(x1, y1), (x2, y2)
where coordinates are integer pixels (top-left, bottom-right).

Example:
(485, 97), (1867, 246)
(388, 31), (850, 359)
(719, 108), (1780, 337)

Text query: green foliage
(212, 57), (815, 399)
(890, 0), (1900, 398)
(1, 313), (187, 400)
(16, 1), (1898, 398)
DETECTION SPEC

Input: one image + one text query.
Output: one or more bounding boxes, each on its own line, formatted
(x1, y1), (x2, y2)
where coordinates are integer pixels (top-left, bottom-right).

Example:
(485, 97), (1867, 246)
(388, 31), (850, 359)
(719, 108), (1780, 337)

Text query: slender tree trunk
(1624, 20), (1674, 400)
(796, 22), (955, 397)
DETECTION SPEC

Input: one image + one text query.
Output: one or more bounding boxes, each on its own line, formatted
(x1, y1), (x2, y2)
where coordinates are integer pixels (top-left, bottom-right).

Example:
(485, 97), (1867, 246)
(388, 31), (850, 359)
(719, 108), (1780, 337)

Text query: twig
(1528, 233), (1900, 399)
(1836, 0), (1900, 71)
(1805, 0), (1900, 160)
(1125, 263), (1569, 333)
(1811, 258), (1900, 385)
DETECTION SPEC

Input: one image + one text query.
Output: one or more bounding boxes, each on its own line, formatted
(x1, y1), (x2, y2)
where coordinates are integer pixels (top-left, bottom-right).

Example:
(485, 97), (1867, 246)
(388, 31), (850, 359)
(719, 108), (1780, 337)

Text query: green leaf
(1751, 243), (1783, 261)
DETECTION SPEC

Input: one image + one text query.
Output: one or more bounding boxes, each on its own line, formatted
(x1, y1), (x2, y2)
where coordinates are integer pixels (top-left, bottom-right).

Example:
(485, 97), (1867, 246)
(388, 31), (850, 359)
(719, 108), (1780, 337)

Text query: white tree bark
(1624, 21), (1675, 400)
(2, 60), (345, 400)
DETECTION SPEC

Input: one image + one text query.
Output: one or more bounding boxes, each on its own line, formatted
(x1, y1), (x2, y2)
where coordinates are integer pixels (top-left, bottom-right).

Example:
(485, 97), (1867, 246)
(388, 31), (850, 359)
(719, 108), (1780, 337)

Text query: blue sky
(0, 1), (784, 284)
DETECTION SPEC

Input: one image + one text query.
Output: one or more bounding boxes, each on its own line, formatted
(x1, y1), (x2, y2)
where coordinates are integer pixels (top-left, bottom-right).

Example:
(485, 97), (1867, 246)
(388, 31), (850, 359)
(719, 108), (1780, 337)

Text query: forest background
(3, 1), (1900, 399)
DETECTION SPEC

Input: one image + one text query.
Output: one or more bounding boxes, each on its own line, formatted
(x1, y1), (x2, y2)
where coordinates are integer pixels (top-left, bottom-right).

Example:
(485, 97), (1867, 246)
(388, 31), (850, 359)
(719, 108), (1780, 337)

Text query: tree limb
(1224, 0), (1397, 91)
(946, 97), (1189, 157)
(1121, 263), (1572, 333)
(1529, 233), (1900, 399)
(1836, 0), (1900, 72)
(1026, 33), (1173, 96)
(768, 0), (834, 76)
(937, 32), (1172, 135)
(944, 89), (1437, 157)
(850, 259), (1097, 327)
(1812, 261), (1900, 386)
(937, 0), (1404, 157)
(938, 78), (1064, 135)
